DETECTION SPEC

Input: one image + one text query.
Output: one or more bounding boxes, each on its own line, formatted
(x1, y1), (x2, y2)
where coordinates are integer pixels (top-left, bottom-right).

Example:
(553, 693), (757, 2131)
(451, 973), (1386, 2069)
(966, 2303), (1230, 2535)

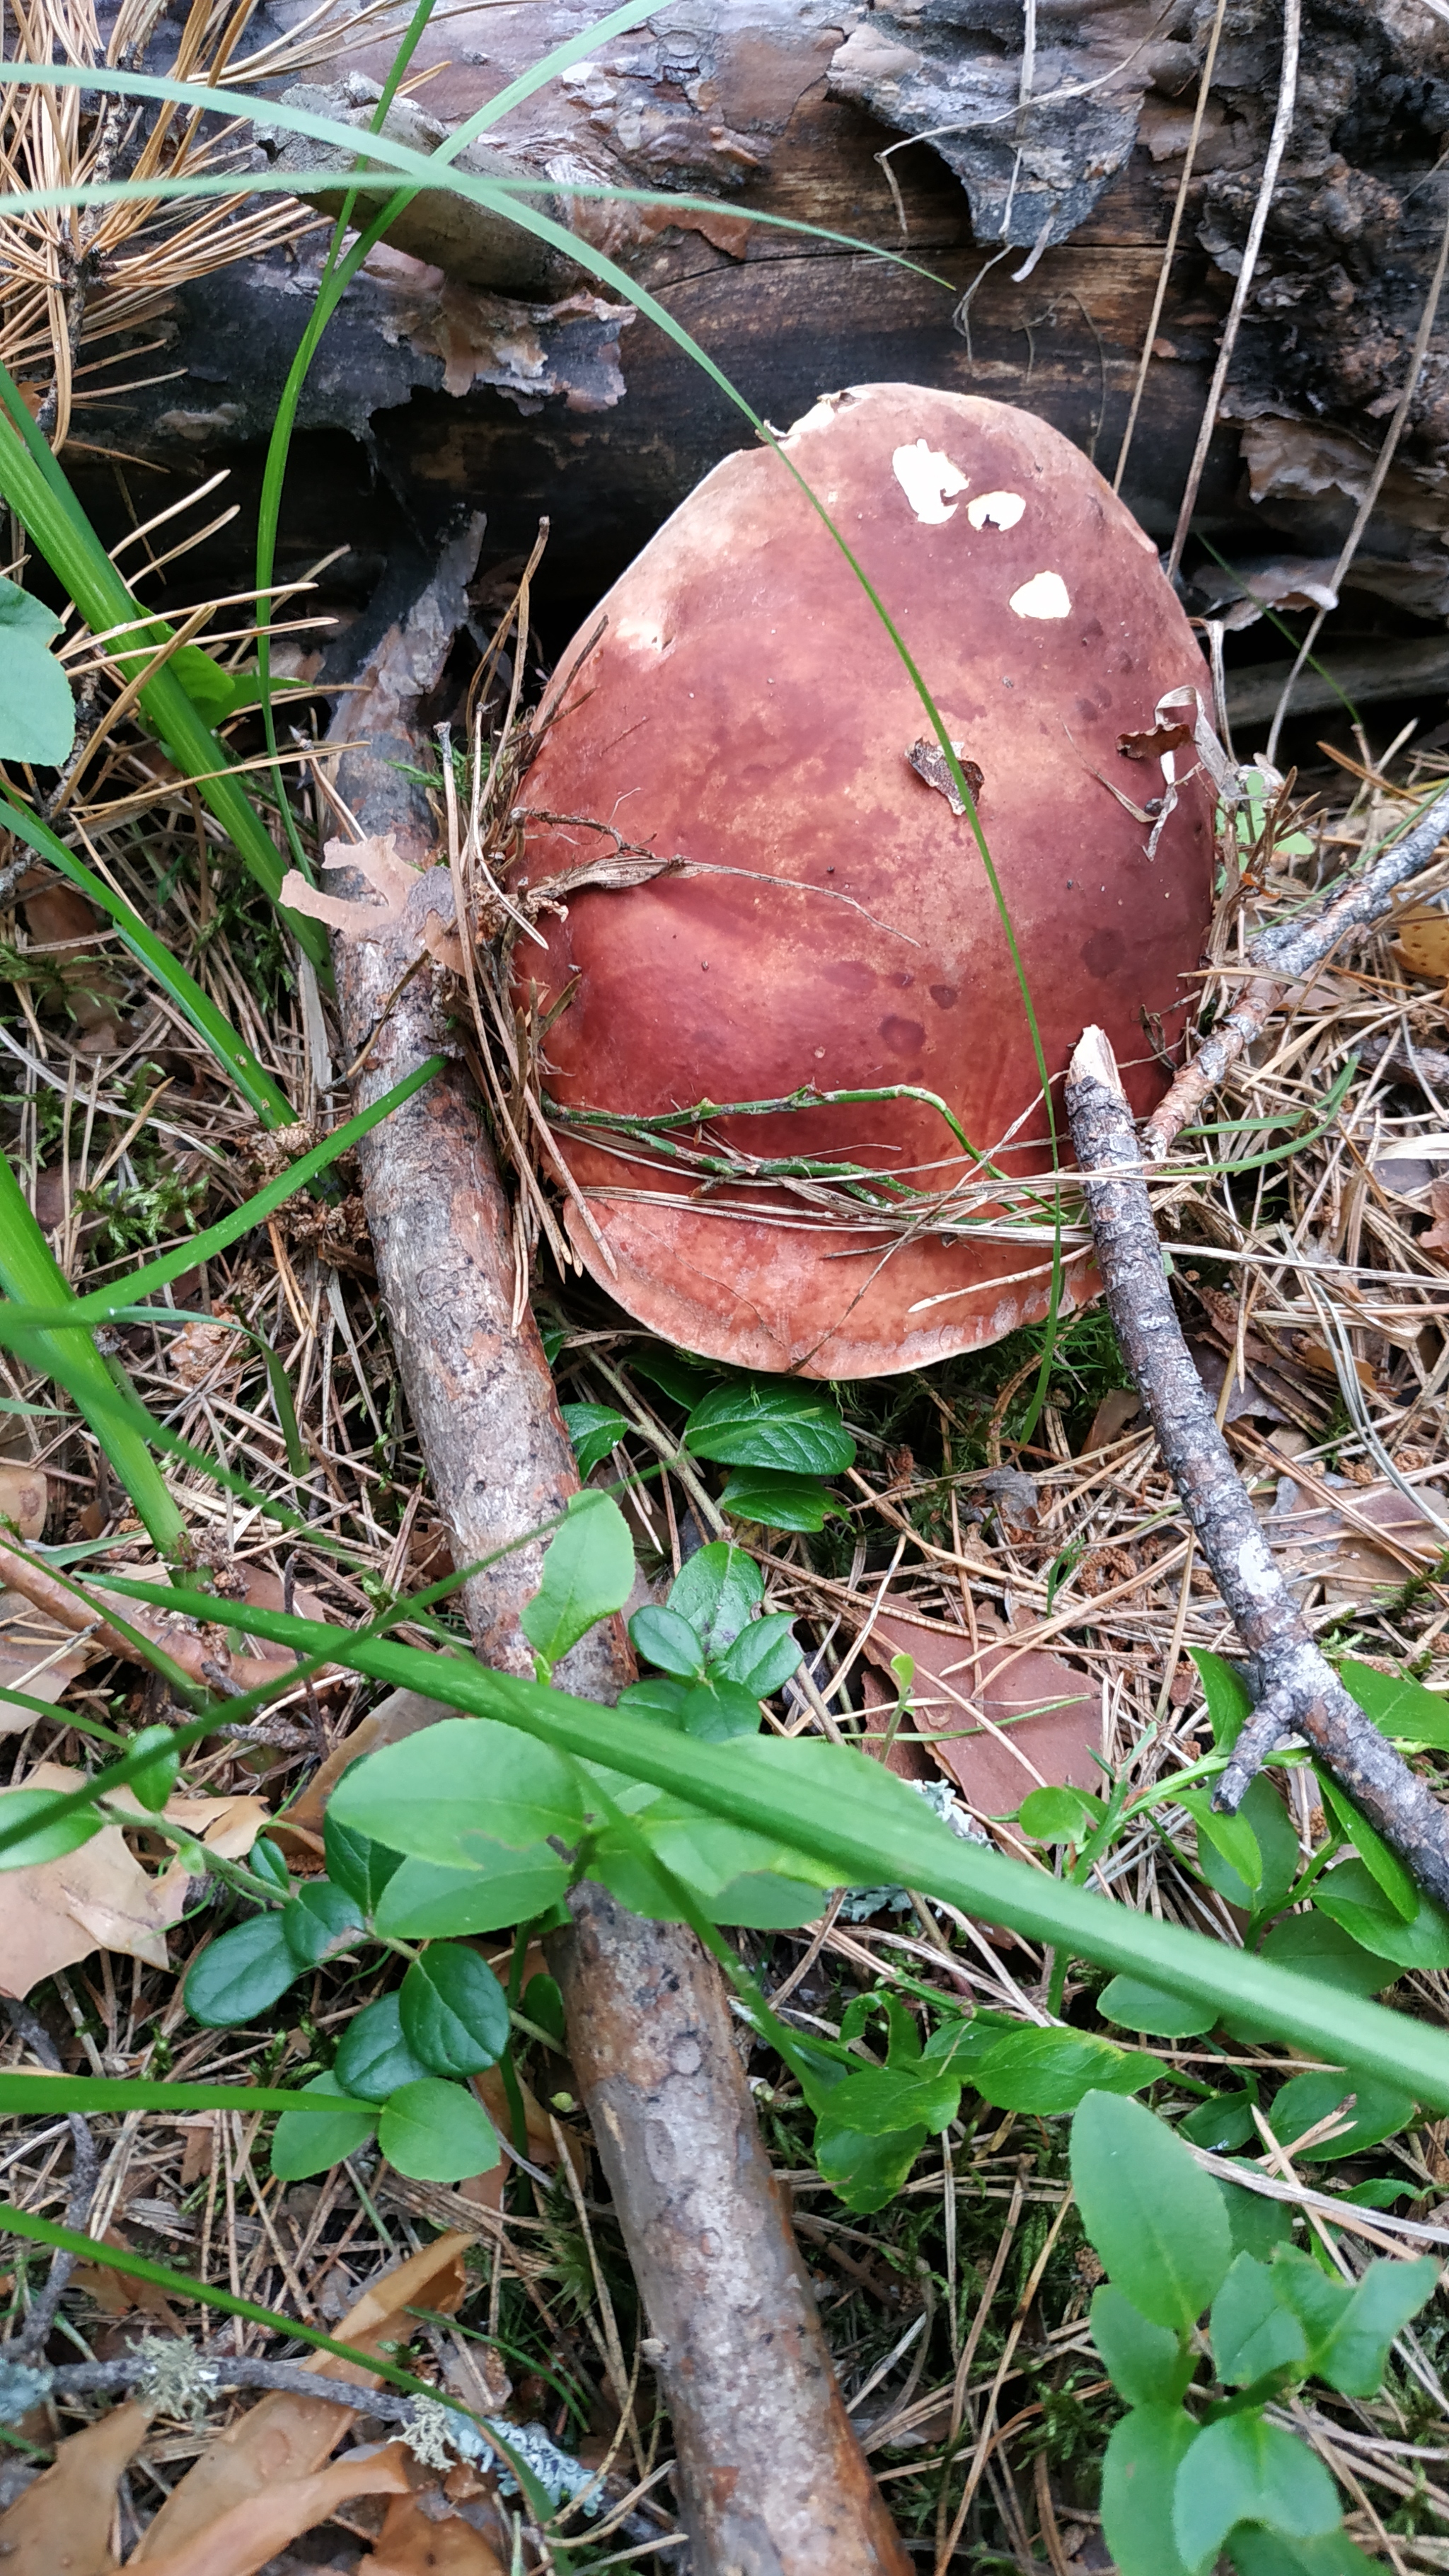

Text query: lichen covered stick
(1066, 1024), (1449, 1896)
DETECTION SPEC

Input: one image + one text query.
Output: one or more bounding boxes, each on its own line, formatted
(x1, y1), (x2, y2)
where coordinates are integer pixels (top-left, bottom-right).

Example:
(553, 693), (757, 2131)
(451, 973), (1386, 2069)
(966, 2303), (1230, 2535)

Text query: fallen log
(320, 533), (909, 2573)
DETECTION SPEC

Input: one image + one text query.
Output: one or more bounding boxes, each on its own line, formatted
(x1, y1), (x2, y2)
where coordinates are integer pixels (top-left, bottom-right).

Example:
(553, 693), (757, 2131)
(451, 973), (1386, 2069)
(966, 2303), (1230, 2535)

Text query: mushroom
(512, 383), (1214, 1377)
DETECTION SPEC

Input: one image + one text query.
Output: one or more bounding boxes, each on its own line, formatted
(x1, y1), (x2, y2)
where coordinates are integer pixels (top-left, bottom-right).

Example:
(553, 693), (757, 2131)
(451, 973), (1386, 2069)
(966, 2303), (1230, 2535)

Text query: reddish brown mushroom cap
(513, 384), (1213, 1377)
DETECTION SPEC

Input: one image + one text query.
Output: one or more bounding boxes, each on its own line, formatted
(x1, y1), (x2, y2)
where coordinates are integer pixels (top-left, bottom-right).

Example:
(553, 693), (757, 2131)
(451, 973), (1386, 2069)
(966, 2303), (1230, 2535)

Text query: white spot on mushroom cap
(892, 439), (969, 525)
(1009, 570), (1071, 620)
(967, 490), (1025, 531)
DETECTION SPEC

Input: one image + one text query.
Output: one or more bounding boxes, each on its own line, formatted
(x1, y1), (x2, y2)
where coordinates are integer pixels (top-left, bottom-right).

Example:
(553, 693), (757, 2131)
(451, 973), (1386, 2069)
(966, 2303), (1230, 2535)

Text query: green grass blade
(0, 790), (294, 1128)
(64, 1576), (1449, 2111)
(0, 2071), (371, 2118)
(0, 1153), (185, 1556)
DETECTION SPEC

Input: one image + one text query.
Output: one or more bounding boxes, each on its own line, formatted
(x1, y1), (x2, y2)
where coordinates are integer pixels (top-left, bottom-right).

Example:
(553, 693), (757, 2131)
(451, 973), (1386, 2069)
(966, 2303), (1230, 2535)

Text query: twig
(1066, 1023), (1449, 1890)
(1143, 778), (1449, 1160)
(1166, 0), (1300, 582)
(4, 2001), (98, 2360)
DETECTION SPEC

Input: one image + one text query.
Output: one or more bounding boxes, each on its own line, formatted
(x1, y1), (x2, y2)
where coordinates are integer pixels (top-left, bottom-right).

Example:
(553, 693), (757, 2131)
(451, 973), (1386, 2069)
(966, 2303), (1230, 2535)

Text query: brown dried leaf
(1422, 1177), (1449, 1259)
(0, 1462), (47, 1540)
(1391, 908), (1449, 983)
(126, 2442), (414, 2576)
(0, 1585), (98, 1729)
(0, 1764), (268, 1999)
(128, 2236), (473, 2563)
(164, 1321), (242, 1390)
(863, 1612), (1098, 1817)
(362, 2490), (507, 2576)
(1116, 720), (1192, 761)
(279, 836), (466, 975)
(0, 2398), (150, 2573)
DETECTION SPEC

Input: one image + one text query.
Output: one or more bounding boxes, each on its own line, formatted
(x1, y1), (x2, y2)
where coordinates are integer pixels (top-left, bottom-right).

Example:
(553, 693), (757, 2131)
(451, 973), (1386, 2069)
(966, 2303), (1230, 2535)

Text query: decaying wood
(1143, 777), (1449, 1162)
(1066, 1022), (1449, 1893)
(323, 548), (906, 2570)
(552, 1886), (912, 2576)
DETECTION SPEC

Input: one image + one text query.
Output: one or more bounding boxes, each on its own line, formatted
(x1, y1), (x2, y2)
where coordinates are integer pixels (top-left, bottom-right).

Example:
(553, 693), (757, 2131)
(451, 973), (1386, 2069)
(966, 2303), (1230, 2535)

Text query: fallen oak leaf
(127, 2233), (473, 2563)
(0, 2396), (151, 2574)
(124, 2439), (414, 2576)
(0, 1764), (268, 1997)
(362, 2487), (507, 2575)
(0, 1462), (46, 1540)
(0, 1581), (100, 1728)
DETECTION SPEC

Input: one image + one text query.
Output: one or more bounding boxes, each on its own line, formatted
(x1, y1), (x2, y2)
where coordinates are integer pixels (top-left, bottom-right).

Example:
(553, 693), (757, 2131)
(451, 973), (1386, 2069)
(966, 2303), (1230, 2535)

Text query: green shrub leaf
(975, 2028), (1165, 2115)
(1179, 2091), (1258, 2152)
(1099, 1977), (1217, 2038)
(1313, 1859), (1449, 1972)
(683, 1382), (855, 1476)
(1173, 2412), (1339, 2570)
(666, 1542), (762, 1658)
(628, 1604), (707, 1680)
(719, 1466), (835, 1529)
(323, 1810), (404, 1916)
(1195, 1776), (1300, 1917)
(1091, 2284), (1194, 2407)
(1310, 2254), (1438, 2396)
(0, 575), (75, 764)
(281, 1880), (363, 1967)
(519, 1490), (635, 1669)
(715, 1611), (800, 1697)
(1018, 1785), (1100, 1846)
(399, 1943), (510, 2077)
(1100, 2403), (1199, 2576)
(1071, 2090), (1232, 2331)
(185, 1913), (299, 2026)
(328, 1718), (585, 1859)
(1338, 1658), (1449, 1749)
(377, 2077), (499, 2183)
(1211, 2252), (1310, 2386)
(270, 2072), (377, 2181)
(1270, 2067), (1416, 2161)
(813, 2116), (927, 2214)
(1191, 1650), (1253, 1752)
(333, 1993), (434, 2104)
(374, 1848), (571, 1939)
(561, 1402), (628, 1475)
(125, 1726), (180, 1813)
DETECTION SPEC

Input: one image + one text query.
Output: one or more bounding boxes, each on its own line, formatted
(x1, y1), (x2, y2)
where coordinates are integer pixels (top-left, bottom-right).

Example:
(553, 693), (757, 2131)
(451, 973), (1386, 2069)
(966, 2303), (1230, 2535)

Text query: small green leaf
(816, 2061), (961, 2140)
(1225, 1914), (1390, 2042)
(683, 1381), (855, 1476)
(666, 1542), (763, 1658)
(719, 1466), (835, 1530)
(628, 1347), (719, 1409)
(323, 1809), (404, 1917)
(1071, 2091), (1232, 2332)
(1195, 1775), (1300, 1917)
(1100, 2403), (1199, 2576)
(714, 1611), (800, 1697)
(1191, 1649), (1254, 1752)
(1091, 2285), (1194, 2408)
(0, 1789), (103, 1871)
(1310, 2255), (1438, 2396)
(1179, 1787), (1262, 1895)
(399, 1943), (510, 2077)
(975, 2028), (1165, 2115)
(333, 1993), (434, 2104)
(1315, 1772), (1417, 1921)
(1018, 1785), (1099, 1845)
(814, 2118), (927, 2214)
(1228, 2526), (1380, 2576)
(522, 1973), (566, 2048)
(126, 1725), (180, 1813)
(329, 1719), (585, 1859)
(628, 1604), (707, 1680)
(249, 1836), (291, 1893)
(270, 2072), (377, 2181)
(617, 1677), (690, 1731)
(561, 1401), (629, 1475)
(378, 2077), (500, 2183)
(185, 1913), (299, 2027)
(1313, 1859), (1449, 1972)
(678, 1675), (765, 1742)
(1179, 2091), (1258, 2152)
(281, 1880), (363, 1968)
(1173, 2412), (1339, 2570)
(1211, 2252), (1310, 2387)
(1220, 2176), (1294, 2260)
(0, 574), (75, 765)
(1269, 2067), (1416, 2163)
(374, 1847), (571, 1939)
(519, 1489), (635, 1668)
(1099, 1977), (1217, 2039)
(1337, 1658), (1449, 1749)
(170, 643), (238, 723)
